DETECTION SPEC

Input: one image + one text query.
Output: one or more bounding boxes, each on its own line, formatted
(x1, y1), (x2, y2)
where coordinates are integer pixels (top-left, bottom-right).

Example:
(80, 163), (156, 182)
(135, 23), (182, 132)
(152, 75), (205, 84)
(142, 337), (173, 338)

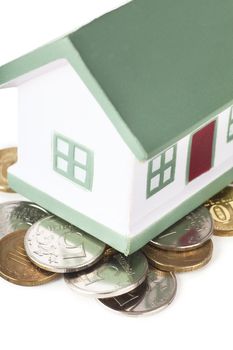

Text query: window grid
(53, 134), (94, 191)
(227, 106), (233, 143)
(147, 145), (177, 198)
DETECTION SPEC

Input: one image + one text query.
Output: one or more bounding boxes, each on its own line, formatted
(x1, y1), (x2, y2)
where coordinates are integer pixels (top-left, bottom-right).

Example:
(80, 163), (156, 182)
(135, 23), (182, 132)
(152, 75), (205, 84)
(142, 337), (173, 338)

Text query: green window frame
(147, 145), (177, 199)
(227, 107), (233, 143)
(53, 133), (94, 191)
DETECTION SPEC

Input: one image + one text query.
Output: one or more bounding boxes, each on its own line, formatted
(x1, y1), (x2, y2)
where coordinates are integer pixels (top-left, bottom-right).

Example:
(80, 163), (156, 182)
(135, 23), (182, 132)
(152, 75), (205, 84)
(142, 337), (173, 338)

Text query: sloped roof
(1, 0), (233, 160)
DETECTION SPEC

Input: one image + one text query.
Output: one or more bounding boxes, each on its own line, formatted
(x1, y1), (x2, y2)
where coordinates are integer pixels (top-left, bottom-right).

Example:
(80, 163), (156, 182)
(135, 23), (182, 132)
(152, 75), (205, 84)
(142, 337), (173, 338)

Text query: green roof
(1, 0), (233, 160)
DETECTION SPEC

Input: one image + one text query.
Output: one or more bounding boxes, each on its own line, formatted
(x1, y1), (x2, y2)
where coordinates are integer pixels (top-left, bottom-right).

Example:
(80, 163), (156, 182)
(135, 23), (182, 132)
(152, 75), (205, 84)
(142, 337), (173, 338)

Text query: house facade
(130, 106), (233, 250)
(9, 60), (136, 253)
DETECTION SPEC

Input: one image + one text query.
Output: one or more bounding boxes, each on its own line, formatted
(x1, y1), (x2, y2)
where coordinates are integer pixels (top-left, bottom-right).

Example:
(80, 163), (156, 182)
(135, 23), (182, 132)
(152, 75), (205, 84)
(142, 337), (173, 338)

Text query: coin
(99, 282), (147, 313)
(0, 230), (58, 286)
(0, 147), (17, 193)
(99, 267), (177, 315)
(150, 206), (213, 251)
(212, 229), (233, 236)
(0, 201), (49, 238)
(143, 240), (213, 272)
(205, 187), (233, 236)
(24, 216), (107, 273)
(64, 251), (148, 298)
(104, 246), (117, 257)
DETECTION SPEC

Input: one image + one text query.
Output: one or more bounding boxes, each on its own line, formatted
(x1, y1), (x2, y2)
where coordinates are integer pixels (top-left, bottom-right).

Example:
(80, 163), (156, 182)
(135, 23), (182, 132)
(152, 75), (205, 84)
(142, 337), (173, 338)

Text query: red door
(188, 121), (216, 182)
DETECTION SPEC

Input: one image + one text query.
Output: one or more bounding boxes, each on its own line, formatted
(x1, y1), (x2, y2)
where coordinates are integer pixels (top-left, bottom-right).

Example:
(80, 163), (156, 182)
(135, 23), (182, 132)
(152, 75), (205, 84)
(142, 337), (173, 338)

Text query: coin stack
(0, 146), (233, 316)
(143, 207), (214, 273)
(205, 186), (233, 236)
(0, 208), (177, 315)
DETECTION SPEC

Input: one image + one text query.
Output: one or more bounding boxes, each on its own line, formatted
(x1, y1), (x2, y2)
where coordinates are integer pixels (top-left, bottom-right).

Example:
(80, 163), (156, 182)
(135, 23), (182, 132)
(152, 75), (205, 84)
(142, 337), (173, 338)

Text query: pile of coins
(0, 205), (178, 315)
(205, 186), (233, 236)
(143, 207), (214, 273)
(1, 147), (233, 316)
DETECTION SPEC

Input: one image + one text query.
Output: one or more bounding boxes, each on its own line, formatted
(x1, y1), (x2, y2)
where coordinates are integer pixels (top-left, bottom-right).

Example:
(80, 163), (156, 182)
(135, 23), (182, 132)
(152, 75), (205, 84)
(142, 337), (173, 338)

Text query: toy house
(1, 0), (233, 255)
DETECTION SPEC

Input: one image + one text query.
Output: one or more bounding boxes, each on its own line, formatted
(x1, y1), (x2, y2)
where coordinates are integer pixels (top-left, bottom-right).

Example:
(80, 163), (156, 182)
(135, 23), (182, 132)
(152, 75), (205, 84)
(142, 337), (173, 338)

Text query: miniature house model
(1, 0), (233, 254)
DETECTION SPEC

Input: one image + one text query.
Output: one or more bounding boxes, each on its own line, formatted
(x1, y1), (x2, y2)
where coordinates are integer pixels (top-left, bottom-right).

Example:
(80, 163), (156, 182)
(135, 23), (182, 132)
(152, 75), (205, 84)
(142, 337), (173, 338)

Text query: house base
(8, 169), (233, 255)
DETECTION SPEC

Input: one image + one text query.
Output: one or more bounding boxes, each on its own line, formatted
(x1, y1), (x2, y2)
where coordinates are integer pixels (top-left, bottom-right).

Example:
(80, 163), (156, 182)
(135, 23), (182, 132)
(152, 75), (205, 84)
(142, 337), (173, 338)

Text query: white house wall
(130, 107), (233, 237)
(214, 106), (233, 166)
(9, 59), (136, 235)
(130, 135), (190, 234)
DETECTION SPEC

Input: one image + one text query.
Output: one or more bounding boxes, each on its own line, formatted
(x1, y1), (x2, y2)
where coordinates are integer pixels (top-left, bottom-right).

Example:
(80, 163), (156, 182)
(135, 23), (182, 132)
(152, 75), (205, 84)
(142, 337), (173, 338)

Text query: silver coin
(24, 215), (106, 273)
(0, 201), (49, 238)
(150, 206), (213, 251)
(64, 251), (148, 298)
(99, 282), (148, 312)
(99, 267), (177, 315)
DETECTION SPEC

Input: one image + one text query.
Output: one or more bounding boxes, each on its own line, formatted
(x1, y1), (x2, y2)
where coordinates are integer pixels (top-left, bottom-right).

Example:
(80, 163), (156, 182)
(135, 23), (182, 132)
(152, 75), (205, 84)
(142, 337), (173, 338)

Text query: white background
(0, 1), (233, 349)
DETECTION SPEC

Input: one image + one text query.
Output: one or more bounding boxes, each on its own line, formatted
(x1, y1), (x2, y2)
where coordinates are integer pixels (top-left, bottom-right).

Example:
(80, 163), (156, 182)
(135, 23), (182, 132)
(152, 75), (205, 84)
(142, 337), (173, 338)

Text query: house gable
(0, 38), (146, 161)
(9, 59), (136, 239)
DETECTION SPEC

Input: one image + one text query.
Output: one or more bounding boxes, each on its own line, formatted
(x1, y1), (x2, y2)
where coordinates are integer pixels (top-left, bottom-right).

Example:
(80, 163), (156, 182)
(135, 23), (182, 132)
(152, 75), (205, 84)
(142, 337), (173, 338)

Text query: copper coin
(104, 246), (117, 257)
(0, 229), (58, 286)
(205, 187), (233, 236)
(213, 229), (233, 237)
(143, 240), (213, 273)
(0, 147), (17, 193)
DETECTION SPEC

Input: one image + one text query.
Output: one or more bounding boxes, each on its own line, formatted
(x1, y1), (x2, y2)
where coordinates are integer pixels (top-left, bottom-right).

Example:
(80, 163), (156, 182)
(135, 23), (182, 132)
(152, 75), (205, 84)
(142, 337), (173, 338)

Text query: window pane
(152, 156), (161, 172)
(163, 166), (172, 183)
(150, 174), (160, 191)
(165, 147), (174, 163)
(229, 123), (233, 137)
(74, 166), (87, 183)
(75, 147), (87, 166)
(57, 157), (68, 172)
(57, 138), (69, 156)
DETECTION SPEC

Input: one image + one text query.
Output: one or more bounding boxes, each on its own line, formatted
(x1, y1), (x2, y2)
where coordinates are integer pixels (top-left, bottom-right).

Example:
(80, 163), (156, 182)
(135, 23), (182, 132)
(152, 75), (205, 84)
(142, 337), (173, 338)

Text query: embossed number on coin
(205, 187), (233, 235)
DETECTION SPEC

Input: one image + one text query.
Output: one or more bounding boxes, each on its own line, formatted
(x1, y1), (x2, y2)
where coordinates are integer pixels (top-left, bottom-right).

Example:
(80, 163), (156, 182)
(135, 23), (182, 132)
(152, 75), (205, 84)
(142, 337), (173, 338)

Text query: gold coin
(212, 229), (233, 237)
(104, 246), (117, 257)
(205, 187), (233, 236)
(0, 147), (17, 193)
(0, 230), (58, 286)
(143, 240), (213, 273)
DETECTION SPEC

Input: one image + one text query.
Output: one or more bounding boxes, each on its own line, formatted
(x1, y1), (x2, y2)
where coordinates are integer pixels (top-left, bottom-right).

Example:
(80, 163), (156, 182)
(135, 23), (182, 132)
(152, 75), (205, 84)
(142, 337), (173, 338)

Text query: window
(147, 145), (177, 198)
(53, 134), (94, 191)
(227, 106), (233, 142)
